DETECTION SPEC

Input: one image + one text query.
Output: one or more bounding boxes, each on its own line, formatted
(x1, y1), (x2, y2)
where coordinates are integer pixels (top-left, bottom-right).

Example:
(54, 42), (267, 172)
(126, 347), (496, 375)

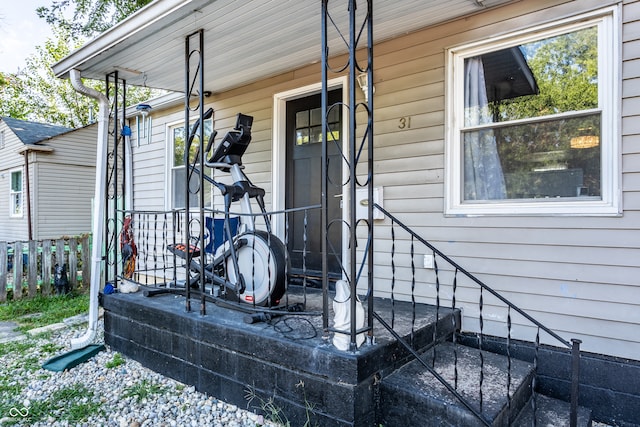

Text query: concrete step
(379, 341), (535, 427)
(0, 321), (26, 344)
(513, 394), (592, 427)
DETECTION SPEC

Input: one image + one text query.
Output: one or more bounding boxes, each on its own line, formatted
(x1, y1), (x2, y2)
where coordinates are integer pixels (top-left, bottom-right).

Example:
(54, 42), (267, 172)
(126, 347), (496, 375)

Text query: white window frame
(9, 168), (23, 218)
(445, 7), (620, 216)
(165, 117), (213, 210)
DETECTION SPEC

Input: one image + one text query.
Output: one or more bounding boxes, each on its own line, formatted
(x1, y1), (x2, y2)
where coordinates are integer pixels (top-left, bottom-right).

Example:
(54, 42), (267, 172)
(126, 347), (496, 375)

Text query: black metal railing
(373, 203), (582, 427)
(113, 205), (322, 315)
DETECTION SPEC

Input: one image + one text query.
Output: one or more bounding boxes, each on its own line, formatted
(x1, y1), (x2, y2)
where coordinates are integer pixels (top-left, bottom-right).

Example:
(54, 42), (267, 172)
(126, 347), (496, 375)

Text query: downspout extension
(69, 69), (109, 349)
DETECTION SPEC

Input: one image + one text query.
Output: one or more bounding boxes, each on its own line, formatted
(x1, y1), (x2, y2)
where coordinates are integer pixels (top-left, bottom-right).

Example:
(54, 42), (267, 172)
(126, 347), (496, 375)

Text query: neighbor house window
(10, 169), (23, 217)
(168, 118), (213, 209)
(446, 9), (618, 215)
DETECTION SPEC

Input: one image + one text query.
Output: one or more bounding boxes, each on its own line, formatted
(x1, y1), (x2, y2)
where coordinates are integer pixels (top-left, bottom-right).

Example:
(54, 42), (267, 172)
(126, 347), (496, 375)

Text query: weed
(0, 378), (22, 396)
(40, 342), (64, 354)
(122, 379), (167, 403)
(245, 382), (319, 427)
(245, 386), (290, 427)
(51, 383), (89, 400)
(20, 354), (41, 372)
(1, 383), (103, 425)
(0, 340), (32, 357)
(105, 352), (125, 369)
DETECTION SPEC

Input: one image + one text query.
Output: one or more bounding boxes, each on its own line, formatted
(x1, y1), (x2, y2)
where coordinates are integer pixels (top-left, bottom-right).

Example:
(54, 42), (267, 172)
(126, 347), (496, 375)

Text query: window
(446, 9), (618, 215)
(10, 169), (23, 217)
(168, 118), (213, 209)
(294, 106), (340, 145)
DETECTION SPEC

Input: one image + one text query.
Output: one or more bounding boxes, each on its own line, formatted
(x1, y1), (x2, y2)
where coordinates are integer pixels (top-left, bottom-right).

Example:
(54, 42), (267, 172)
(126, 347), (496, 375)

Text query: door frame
(272, 76), (349, 278)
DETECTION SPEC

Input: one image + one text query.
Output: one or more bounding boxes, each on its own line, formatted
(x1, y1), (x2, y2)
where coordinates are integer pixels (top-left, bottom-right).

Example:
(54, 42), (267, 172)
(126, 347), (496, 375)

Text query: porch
(100, 204), (592, 426)
(49, 0), (640, 425)
(102, 282), (592, 427)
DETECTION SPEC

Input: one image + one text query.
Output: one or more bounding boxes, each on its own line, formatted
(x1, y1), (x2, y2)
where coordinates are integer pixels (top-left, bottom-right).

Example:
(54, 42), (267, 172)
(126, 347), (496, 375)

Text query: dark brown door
(286, 90), (342, 280)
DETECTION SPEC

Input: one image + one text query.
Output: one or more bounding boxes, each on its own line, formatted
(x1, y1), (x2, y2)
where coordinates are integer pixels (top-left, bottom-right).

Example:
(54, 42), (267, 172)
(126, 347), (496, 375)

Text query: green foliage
(473, 25), (602, 198)
(1, 1), (160, 127)
(491, 26), (598, 122)
(0, 292), (89, 331)
(0, 340), (32, 357)
(122, 379), (167, 402)
(245, 381), (319, 427)
(105, 352), (126, 368)
(22, 383), (103, 424)
(37, 0), (153, 38)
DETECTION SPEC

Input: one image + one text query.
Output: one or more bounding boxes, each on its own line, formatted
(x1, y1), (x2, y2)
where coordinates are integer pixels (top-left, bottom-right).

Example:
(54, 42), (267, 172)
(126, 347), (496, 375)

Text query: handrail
(373, 311), (492, 426)
(373, 203), (571, 349)
(374, 203), (581, 427)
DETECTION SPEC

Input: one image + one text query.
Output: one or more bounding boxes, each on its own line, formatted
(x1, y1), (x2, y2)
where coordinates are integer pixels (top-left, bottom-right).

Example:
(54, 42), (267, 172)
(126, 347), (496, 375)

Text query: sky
(0, 0), (54, 73)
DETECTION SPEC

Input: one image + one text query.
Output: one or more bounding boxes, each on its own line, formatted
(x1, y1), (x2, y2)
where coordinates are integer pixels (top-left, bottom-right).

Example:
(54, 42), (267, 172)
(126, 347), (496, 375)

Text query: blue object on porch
(205, 217), (239, 253)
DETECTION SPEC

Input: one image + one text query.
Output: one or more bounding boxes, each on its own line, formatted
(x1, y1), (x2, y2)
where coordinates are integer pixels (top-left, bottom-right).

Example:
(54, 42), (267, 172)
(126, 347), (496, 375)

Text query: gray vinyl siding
(0, 122), (29, 241)
(131, 0), (639, 360)
(366, 0), (638, 360)
(0, 123), (97, 241)
(34, 163), (95, 238)
(32, 125), (98, 239)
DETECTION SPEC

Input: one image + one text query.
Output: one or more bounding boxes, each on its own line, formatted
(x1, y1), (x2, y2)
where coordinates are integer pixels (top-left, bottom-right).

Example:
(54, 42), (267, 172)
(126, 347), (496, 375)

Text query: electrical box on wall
(355, 187), (384, 221)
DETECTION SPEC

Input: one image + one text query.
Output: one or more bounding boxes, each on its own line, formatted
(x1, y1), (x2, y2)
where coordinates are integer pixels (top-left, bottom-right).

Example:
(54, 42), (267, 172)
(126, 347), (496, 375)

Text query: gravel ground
(0, 320), (282, 427)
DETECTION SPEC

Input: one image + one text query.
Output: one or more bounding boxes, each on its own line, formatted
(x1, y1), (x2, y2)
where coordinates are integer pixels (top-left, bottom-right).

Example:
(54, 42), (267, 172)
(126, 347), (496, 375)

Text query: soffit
(53, 0), (513, 93)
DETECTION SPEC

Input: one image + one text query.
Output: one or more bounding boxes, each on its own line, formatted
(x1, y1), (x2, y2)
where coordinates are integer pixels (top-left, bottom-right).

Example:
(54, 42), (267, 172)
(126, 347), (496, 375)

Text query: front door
(286, 90), (342, 281)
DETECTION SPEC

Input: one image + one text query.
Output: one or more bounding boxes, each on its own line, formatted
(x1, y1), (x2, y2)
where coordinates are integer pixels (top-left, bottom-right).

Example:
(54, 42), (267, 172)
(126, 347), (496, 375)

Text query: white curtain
(463, 57), (507, 200)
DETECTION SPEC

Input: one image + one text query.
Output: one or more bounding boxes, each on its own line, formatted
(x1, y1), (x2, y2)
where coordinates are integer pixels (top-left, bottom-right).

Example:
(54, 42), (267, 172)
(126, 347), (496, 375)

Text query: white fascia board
(52, 0), (207, 79)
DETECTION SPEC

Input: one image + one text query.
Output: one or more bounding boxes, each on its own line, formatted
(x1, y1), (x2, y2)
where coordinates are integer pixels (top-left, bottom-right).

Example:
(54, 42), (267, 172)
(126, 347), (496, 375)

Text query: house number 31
(398, 116), (411, 129)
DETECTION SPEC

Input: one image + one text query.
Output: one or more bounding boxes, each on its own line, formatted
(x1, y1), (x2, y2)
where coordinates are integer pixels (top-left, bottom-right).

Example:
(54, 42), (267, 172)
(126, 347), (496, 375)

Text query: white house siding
(0, 122), (29, 241)
(130, 0), (639, 360)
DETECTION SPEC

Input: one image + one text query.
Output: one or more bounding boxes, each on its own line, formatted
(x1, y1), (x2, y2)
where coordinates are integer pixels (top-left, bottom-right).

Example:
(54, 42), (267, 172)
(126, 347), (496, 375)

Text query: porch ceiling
(53, 0), (512, 94)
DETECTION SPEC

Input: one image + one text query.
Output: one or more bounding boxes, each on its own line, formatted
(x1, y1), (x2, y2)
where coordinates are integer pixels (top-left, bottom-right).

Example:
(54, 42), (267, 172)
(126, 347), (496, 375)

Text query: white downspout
(124, 130), (133, 212)
(69, 69), (109, 349)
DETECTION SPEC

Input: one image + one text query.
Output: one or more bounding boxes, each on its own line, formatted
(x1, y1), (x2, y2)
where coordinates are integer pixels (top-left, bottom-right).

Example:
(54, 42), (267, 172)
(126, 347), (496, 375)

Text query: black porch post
(321, 0), (375, 350)
(104, 71), (127, 290)
(184, 29), (206, 314)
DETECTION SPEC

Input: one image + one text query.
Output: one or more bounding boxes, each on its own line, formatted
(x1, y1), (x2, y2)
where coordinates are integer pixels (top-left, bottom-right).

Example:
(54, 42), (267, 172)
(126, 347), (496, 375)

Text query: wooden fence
(0, 235), (91, 303)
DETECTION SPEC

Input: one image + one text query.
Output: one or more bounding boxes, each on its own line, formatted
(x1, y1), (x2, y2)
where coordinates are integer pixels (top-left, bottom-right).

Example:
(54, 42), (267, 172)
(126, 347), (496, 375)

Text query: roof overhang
(53, 0), (514, 94)
(17, 144), (54, 154)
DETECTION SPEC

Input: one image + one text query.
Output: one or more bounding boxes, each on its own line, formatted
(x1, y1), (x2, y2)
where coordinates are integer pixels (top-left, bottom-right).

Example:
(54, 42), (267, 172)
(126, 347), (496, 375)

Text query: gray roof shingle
(1, 117), (71, 145)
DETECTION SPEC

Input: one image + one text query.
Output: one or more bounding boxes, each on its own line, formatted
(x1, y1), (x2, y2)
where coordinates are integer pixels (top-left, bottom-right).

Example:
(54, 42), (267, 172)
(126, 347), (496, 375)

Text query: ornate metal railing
(373, 203), (582, 427)
(113, 205), (321, 315)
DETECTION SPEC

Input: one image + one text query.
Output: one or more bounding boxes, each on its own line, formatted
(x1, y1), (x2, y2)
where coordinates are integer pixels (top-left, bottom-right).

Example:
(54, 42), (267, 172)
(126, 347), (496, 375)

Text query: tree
(0, 72), (31, 120)
(480, 26), (601, 198)
(37, 0), (153, 38)
(0, 27), (160, 127)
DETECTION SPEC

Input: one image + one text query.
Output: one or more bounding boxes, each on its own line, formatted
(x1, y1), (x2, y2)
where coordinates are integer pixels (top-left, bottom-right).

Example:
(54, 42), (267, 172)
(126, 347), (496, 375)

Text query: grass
(0, 291), (96, 425)
(7, 383), (104, 425)
(122, 379), (167, 403)
(0, 292), (89, 331)
(105, 352), (125, 369)
(245, 381), (319, 427)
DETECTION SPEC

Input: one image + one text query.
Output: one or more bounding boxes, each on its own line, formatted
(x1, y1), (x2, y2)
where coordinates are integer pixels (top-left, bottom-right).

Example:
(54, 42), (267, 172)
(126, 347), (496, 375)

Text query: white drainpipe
(124, 129), (133, 212)
(69, 69), (109, 349)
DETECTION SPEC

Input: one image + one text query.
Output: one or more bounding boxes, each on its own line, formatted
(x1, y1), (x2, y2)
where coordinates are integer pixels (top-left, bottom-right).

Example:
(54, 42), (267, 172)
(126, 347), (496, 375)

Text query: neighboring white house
(0, 117), (98, 241)
(53, 0), (640, 424)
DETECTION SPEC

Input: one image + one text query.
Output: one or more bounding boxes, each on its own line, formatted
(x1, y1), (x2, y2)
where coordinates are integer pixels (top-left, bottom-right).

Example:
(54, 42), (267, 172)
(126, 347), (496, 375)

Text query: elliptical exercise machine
(146, 111), (287, 308)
